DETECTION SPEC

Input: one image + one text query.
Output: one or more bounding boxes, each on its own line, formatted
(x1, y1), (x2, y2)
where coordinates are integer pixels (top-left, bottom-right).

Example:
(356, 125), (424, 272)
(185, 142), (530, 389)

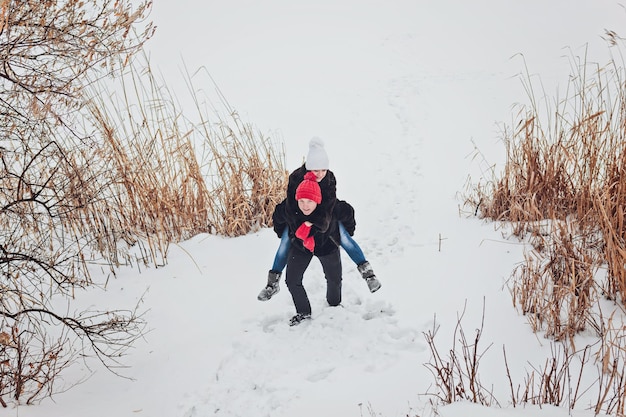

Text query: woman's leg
(338, 222), (366, 265)
(271, 228), (291, 272)
(338, 222), (381, 293)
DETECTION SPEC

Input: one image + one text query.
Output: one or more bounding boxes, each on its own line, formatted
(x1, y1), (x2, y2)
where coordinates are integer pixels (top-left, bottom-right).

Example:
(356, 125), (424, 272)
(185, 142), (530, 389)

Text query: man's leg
(285, 249), (313, 315)
(319, 250), (342, 307)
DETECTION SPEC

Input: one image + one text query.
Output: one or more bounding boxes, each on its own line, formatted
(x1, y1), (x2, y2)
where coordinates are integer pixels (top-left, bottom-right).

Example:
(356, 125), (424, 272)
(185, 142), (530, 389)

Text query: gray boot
(357, 261), (381, 293)
(257, 270), (281, 301)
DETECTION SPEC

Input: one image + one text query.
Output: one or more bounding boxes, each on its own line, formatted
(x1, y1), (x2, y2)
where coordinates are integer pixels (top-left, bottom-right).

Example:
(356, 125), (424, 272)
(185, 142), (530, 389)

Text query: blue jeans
(271, 222), (366, 272)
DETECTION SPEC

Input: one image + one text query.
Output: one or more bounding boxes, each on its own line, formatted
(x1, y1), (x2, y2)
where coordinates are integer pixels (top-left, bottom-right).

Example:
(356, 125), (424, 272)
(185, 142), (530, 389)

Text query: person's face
(298, 198), (318, 215)
(310, 170), (327, 182)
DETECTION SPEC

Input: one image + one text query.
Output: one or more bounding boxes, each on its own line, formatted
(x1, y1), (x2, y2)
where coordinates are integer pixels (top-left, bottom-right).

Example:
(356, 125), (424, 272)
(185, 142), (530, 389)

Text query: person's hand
(295, 223), (312, 240)
(304, 221), (313, 227)
(295, 223), (315, 252)
(302, 236), (315, 252)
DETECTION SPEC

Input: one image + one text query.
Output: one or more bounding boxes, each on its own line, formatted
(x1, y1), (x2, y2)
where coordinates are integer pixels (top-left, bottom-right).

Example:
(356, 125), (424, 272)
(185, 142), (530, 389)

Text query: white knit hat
(305, 137), (329, 170)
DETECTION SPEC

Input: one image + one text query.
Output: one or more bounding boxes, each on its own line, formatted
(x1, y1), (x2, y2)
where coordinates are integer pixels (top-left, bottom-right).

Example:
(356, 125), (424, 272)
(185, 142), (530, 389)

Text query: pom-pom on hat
(295, 171), (322, 204)
(305, 137), (329, 170)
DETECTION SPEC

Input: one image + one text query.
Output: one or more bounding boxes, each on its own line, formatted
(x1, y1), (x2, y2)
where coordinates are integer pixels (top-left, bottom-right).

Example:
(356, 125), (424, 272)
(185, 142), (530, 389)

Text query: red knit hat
(295, 172), (322, 204)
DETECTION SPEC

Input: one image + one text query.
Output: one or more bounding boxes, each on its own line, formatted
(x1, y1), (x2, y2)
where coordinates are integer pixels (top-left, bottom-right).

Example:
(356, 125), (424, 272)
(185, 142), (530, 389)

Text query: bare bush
(0, 321), (70, 406)
(0, 306), (144, 406)
(0, 0), (154, 405)
(505, 342), (590, 409)
(423, 300), (499, 407)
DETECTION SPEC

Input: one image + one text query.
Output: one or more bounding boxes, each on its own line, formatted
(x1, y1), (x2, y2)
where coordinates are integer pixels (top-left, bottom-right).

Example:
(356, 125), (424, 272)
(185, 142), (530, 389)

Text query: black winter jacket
(273, 198), (356, 256)
(285, 164), (337, 233)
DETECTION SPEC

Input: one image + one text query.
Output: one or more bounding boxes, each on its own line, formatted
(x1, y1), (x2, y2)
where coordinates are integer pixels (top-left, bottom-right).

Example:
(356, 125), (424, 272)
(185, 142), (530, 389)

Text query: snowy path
(180, 232), (430, 417)
(184, 296), (424, 416)
(175, 60), (437, 415)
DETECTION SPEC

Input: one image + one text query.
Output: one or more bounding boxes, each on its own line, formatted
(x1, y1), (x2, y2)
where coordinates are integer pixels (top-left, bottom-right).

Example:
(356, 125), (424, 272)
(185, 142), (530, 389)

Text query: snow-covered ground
(10, 1), (626, 416)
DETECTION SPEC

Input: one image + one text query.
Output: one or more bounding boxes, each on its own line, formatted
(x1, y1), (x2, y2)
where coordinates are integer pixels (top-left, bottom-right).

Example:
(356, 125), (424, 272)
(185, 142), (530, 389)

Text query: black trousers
(285, 248), (342, 315)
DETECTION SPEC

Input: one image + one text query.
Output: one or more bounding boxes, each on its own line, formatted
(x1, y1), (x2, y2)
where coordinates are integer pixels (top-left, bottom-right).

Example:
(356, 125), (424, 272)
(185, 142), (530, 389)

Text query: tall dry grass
(83, 56), (287, 265)
(466, 49), (625, 337)
(188, 74), (288, 237)
(463, 38), (626, 413)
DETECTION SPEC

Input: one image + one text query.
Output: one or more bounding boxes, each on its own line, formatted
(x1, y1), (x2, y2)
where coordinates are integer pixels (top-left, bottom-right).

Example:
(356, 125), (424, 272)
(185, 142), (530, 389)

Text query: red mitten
(295, 223), (315, 252)
(295, 223), (311, 240)
(302, 236), (315, 252)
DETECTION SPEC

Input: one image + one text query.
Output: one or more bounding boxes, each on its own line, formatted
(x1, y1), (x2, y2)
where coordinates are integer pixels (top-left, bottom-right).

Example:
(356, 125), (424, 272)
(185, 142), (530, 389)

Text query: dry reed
(82, 54), (287, 265)
(466, 51), (624, 339)
(463, 40), (626, 413)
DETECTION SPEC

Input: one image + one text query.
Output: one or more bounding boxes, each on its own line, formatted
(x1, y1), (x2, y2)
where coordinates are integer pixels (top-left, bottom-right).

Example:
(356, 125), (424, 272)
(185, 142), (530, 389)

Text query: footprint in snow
(259, 313), (288, 333)
(307, 367), (335, 382)
(361, 299), (396, 321)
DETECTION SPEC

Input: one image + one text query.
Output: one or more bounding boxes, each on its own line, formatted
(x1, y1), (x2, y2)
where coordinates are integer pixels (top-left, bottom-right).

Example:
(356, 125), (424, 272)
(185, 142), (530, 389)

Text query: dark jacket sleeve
(272, 199), (288, 238)
(335, 199), (356, 236)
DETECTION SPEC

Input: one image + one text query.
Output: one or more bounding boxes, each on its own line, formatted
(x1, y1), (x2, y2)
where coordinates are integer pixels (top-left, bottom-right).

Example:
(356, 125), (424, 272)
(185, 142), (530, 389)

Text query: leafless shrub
(0, 306), (144, 406)
(423, 300), (499, 407)
(505, 342), (591, 409)
(0, 321), (70, 406)
(0, 0), (154, 406)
